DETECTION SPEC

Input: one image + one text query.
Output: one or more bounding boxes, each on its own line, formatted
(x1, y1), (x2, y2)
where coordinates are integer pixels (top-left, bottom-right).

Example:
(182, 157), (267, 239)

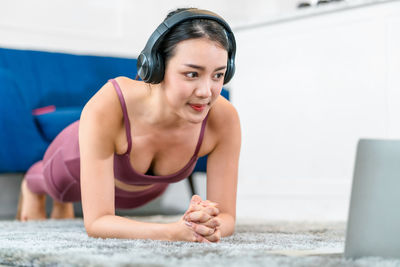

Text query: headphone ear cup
(224, 56), (235, 84)
(137, 53), (151, 82)
(150, 52), (165, 84)
(224, 64), (231, 84)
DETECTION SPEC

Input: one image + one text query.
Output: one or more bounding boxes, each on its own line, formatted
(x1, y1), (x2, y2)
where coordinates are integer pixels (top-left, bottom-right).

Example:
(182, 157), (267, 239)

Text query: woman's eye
(214, 73), (224, 79)
(185, 72), (198, 78)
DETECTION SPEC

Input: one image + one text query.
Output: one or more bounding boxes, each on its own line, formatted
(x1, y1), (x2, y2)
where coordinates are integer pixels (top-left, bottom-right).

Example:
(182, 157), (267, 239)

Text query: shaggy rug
(0, 216), (400, 267)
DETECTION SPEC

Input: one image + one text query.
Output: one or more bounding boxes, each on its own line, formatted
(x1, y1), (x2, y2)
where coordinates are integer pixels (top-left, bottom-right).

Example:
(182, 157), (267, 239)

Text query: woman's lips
(189, 103), (206, 112)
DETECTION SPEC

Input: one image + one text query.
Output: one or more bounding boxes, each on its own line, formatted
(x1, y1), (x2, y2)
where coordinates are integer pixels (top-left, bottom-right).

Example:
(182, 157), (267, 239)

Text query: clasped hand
(183, 195), (221, 243)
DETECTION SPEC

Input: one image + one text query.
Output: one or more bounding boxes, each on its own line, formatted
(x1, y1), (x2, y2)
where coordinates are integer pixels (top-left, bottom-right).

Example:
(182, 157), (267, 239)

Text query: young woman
(17, 8), (241, 243)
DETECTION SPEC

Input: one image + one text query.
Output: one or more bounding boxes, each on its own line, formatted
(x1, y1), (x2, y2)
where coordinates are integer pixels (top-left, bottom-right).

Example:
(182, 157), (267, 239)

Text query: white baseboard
(236, 177), (352, 221)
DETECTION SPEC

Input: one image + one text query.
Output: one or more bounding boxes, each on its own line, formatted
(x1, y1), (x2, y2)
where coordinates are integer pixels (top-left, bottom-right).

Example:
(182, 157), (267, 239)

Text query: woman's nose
(195, 81), (212, 98)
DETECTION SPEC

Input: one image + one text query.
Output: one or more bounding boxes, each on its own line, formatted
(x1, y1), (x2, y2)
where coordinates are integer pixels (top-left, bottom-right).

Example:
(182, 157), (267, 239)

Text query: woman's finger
(205, 206), (219, 216)
(201, 200), (219, 207)
(191, 195), (203, 205)
(183, 204), (202, 217)
(183, 197), (206, 218)
(193, 232), (212, 243)
(201, 217), (221, 228)
(184, 205), (219, 220)
(186, 216), (220, 230)
(191, 222), (216, 236)
(185, 210), (212, 223)
(193, 228), (221, 243)
(202, 228), (221, 243)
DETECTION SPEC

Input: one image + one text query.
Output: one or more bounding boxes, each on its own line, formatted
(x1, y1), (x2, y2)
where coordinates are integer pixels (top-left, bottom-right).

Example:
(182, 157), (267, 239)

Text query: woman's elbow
(223, 226), (236, 237)
(84, 221), (96, 238)
(84, 218), (101, 238)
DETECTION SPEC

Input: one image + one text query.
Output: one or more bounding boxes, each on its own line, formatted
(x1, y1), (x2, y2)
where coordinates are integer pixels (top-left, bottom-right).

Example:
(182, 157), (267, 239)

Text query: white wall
(233, 0), (400, 220)
(1, 0), (399, 221)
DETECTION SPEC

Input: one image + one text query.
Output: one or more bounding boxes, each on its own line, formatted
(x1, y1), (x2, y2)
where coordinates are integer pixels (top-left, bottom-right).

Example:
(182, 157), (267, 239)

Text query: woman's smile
(189, 103), (207, 112)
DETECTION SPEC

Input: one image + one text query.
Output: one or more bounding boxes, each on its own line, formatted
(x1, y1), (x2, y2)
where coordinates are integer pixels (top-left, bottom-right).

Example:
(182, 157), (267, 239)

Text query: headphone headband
(143, 9), (235, 55)
(137, 8), (236, 84)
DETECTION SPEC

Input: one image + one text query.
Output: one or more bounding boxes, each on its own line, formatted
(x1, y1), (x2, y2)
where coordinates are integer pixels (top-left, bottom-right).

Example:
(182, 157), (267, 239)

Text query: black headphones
(137, 8), (236, 84)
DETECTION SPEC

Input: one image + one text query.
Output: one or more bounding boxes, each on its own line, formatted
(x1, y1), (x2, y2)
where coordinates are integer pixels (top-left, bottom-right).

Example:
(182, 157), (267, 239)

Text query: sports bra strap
(193, 113), (209, 157)
(109, 79), (132, 154)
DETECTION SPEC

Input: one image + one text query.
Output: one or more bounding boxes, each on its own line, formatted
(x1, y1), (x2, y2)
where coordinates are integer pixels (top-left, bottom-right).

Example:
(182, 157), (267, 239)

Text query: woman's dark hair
(159, 8), (230, 66)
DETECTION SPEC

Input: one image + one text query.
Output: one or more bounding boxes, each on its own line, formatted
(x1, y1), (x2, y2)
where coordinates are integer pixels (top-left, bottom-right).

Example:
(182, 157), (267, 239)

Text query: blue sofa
(0, 47), (138, 172)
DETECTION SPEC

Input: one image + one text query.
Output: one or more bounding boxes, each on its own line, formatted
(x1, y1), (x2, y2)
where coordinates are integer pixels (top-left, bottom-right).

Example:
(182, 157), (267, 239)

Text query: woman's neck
(142, 83), (191, 130)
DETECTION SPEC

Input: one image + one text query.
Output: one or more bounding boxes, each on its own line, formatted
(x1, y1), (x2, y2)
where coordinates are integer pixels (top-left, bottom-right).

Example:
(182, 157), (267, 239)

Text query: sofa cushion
(33, 107), (82, 142)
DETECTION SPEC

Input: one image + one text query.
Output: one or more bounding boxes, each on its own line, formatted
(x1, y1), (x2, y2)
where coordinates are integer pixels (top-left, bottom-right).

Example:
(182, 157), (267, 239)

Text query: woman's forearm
(216, 212), (236, 237)
(86, 212), (235, 241)
(86, 215), (173, 241)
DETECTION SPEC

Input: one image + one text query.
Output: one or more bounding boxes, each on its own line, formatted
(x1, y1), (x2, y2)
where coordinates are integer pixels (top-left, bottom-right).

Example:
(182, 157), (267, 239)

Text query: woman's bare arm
(183, 96), (241, 242)
(205, 96), (241, 237)
(79, 80), (194, 241)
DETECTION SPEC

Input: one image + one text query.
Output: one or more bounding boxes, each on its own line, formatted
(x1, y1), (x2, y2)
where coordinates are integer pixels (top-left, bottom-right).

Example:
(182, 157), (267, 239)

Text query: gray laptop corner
(345, 139), (400, 259)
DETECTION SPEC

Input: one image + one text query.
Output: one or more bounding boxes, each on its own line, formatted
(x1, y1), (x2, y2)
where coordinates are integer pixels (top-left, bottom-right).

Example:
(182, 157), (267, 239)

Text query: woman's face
(162, 37), (228, 124)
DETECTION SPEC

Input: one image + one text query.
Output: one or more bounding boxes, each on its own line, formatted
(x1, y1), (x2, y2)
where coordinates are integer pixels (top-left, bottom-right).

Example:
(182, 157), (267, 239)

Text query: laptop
(344, 139), (400, 259)
(267, 139), (400, 259)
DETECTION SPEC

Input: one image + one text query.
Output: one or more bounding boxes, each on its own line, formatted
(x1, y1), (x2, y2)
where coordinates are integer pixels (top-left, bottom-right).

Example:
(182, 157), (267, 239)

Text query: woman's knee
(24, 161), (47, 194)
(42, 149), (81, 202)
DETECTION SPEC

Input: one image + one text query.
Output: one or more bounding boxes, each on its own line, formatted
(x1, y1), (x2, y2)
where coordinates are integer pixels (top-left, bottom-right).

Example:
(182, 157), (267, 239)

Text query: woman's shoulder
(115, 76), (154, 97)
(207, 95), (240, 137)
(83, 76), (145, 113)
(209, 96), (240, 126)
(79, 77), (145, 139)
(113, 76), (148, 96)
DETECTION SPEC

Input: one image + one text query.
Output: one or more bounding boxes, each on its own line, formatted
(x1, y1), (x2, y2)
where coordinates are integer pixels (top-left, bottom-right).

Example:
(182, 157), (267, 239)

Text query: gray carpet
(1, 216), (400, 267)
